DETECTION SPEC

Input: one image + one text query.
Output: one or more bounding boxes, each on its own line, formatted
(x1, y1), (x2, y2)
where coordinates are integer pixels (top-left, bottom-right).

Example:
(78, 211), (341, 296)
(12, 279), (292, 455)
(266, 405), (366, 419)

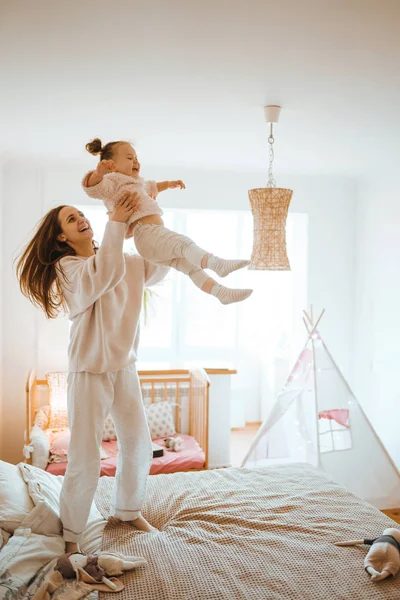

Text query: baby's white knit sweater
(82, 171), (163, 224)
(57, 221), (169, 373)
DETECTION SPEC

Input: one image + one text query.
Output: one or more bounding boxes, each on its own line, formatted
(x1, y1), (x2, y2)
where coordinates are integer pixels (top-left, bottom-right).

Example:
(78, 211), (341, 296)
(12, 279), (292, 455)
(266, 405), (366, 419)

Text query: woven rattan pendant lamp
(248, 106), (293, 271)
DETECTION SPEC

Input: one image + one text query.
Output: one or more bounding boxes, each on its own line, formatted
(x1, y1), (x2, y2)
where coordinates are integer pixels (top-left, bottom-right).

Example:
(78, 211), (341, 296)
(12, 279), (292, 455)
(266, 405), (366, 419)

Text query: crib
(25, 367), (210, 474)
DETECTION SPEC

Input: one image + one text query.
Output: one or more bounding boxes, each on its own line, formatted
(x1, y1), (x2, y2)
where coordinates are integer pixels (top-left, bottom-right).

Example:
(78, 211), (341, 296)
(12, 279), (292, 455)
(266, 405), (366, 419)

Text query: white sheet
(0, 464), (107, 597)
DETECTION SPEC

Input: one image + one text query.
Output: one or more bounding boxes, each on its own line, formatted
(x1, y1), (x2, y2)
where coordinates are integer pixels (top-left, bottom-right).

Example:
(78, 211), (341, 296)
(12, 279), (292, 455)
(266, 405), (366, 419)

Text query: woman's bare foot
(129, 515), (158, 533)
(65, 541), (80, 553)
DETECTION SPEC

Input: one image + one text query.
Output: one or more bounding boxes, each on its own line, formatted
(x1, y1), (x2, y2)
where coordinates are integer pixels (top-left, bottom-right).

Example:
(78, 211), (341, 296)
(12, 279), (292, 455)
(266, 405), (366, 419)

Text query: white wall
(1, 163), (43, 463)
(0, 159), (356, 463)
(0, 167), (3, 455)
(354, 176), (400, 469)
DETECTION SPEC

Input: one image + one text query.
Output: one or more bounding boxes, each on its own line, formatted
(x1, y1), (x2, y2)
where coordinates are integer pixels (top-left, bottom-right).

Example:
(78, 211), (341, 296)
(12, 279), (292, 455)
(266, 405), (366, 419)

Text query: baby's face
(113, 143), (141, 177)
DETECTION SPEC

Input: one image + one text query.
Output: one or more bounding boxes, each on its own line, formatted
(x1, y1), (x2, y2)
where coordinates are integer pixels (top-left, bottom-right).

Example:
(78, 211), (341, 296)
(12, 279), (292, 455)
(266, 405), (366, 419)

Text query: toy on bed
(164, 435), (184, 451)
(335, 527), (400, 581)
(56, 551), (146, 589)
(33, 552), (146, 598)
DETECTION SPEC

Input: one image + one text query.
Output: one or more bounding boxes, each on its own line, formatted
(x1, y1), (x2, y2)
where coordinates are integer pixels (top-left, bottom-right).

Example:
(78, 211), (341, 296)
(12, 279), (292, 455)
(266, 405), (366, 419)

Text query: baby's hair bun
(86, 138), (103, 155)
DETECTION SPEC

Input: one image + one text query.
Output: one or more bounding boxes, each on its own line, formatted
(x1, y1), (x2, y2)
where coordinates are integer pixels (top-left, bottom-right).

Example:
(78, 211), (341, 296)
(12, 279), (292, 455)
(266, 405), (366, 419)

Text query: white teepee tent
(241, 308), (400, 509)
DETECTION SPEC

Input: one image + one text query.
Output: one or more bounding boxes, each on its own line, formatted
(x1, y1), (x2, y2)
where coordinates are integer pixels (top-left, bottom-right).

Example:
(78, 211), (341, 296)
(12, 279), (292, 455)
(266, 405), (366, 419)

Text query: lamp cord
(267, 123), (276, 188)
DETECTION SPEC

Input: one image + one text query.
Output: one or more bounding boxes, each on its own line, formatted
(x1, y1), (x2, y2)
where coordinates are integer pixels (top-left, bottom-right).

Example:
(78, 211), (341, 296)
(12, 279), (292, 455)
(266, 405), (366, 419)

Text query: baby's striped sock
(211, 284), (253, 305)
(207, 256), (250, 278)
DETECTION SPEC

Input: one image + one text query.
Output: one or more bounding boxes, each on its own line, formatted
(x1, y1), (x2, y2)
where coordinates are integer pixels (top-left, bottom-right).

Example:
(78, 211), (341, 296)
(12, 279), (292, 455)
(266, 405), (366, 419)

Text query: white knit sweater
(82, 172), (163, 225)
(57, 221), (169, 373)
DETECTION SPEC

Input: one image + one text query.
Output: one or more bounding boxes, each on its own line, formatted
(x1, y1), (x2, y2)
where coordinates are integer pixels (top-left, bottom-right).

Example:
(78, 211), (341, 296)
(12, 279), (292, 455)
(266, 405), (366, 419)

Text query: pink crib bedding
(45, 433), (205, 476)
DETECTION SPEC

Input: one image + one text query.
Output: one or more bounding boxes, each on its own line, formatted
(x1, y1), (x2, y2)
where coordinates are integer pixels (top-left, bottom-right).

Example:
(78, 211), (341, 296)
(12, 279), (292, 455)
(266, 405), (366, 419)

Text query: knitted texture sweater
(57, 221), (169, 373)
(82, 172), (163, 225)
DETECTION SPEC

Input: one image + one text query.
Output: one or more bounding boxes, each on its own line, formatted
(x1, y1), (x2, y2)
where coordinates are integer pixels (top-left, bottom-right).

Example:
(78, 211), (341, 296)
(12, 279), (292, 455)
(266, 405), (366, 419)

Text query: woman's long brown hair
(16, 205), (96, 319)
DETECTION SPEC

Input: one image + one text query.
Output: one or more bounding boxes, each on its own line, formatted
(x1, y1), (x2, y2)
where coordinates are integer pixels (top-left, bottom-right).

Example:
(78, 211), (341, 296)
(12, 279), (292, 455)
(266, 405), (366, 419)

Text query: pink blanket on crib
(46, 433), (205, 476)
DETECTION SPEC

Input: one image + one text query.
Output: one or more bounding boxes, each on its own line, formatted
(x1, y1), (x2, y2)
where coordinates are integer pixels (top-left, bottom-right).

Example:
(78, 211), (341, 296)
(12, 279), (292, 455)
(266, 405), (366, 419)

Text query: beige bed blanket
(96, 465), (399, 599)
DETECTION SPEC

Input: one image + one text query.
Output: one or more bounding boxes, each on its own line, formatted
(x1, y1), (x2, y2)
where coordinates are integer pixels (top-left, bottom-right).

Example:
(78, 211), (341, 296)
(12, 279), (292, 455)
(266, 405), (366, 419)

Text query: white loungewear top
(58, 221), (169, 373)
(82, 172), (163, 225)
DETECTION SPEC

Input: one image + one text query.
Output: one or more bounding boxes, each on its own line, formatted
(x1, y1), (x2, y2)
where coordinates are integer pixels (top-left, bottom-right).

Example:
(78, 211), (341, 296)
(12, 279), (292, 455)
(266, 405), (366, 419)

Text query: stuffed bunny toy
(55, 551), (147, 590)
(335, 527), (400, 581)
(164, 436), (184, 451)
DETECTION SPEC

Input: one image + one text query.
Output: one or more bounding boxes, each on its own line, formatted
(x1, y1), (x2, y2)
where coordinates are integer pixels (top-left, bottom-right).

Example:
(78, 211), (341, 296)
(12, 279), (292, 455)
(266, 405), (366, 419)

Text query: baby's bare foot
(129, 515), (158, 533)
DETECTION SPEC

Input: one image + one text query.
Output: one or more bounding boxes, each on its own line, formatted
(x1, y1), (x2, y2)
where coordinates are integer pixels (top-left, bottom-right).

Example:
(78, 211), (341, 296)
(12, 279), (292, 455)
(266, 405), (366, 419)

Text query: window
(318, 409), (352, 453)
(72, 206), (308, 424)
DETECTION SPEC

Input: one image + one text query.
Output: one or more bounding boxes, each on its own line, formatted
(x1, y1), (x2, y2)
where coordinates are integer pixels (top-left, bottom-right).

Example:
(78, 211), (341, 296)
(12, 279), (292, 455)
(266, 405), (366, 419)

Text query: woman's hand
(109, 192), (140, 223)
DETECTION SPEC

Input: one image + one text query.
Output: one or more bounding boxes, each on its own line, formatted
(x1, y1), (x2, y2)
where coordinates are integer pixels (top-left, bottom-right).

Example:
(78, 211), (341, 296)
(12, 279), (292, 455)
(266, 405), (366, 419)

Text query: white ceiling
(1, 0), (400, 176)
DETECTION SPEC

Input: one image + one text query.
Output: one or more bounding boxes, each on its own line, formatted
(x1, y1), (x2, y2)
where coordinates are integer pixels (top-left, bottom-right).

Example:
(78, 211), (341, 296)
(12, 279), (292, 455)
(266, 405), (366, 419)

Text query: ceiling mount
(264, 105), (281, 124)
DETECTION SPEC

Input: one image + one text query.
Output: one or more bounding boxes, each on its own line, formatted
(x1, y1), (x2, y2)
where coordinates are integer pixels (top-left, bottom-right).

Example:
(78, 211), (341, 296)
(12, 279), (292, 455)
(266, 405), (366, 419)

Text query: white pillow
(102, 407), (177, 442)
(145, 402), (176, 439)
(102, 414), (117, 441)
(0, 461), (34, 534)
(18, 463), (102, 540)
(30, 425), (50, 470)
(18, 463), (62, 519)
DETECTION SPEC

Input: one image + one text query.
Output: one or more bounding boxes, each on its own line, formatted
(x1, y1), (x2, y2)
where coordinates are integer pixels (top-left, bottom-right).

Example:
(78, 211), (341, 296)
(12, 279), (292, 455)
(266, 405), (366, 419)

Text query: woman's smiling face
(57, 206), (93, 246)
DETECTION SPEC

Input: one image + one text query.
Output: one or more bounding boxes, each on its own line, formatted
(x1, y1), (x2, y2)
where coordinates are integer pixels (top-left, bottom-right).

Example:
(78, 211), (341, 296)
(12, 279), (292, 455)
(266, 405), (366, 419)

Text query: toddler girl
(82, 138), (252, 305)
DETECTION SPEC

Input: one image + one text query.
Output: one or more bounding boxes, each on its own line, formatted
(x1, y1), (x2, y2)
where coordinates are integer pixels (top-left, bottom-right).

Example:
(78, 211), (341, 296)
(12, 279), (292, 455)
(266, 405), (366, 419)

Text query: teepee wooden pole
(303, 317), (310, 334)
(304, 308), (325, 331)
(303, 306), (325, 469)
(310, 324), (321, 468)
(304, 309), (312, 326)
(303, 309), (325, 345)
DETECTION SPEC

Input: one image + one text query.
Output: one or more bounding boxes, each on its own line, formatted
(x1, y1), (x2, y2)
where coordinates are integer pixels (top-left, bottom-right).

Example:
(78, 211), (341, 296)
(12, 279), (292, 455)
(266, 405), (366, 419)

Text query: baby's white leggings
(60, 364), (152, 543)
(134, 223), (210, 289)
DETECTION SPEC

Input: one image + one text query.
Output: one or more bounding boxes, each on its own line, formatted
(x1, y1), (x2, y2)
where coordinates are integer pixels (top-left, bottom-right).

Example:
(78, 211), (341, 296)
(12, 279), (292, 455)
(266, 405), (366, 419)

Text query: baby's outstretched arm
(86, 160), (116, 187)
(156, 180), (186, 193)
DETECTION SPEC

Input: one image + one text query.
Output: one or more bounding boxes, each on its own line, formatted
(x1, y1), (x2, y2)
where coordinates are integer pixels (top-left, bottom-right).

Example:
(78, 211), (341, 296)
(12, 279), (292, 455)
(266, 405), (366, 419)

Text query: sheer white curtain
(77, 206), (308, 426)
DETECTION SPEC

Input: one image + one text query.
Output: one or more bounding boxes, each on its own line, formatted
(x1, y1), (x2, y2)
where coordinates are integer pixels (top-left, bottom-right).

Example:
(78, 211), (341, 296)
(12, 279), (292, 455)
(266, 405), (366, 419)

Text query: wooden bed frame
(25, 367), (210, 469)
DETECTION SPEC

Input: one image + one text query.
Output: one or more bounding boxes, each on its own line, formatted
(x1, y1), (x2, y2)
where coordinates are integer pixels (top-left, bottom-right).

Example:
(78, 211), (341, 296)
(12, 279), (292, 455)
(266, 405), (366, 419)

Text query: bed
(24, 367), (210, 475)
(1, 460), (399, 599)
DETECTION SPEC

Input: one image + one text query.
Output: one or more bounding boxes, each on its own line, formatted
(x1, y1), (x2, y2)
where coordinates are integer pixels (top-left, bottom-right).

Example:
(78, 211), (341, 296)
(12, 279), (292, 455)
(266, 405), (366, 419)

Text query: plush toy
(55, 551), (147, 590)
(164, 436), (184, 451)
(99, 552), (147, 576)
(335, 527), (400, 581)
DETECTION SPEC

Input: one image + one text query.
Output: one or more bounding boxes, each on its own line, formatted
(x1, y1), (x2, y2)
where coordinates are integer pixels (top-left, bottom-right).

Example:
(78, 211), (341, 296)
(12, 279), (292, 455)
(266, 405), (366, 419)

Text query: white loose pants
(134, 223), (210, 289)
(60, 364), (152, 543)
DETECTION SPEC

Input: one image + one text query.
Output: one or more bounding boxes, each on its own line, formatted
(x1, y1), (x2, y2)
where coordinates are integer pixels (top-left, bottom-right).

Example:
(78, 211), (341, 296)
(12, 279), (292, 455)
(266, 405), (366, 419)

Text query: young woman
(17, 192), (168, 552)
